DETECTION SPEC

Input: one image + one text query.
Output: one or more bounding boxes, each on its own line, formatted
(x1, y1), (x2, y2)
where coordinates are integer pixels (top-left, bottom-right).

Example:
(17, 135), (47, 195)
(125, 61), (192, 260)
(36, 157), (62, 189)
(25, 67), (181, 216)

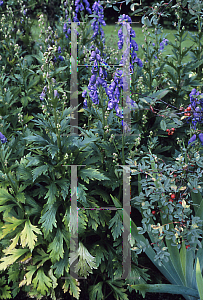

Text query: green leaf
(109, 212), (123, 240)
(32, 268), (52, 295)
(19, 265), (37, 287)
(129, 284), (199, 297)
(39, 203), (59, 238)
(52, 249), (69, 277)
(151, 89), (169, 100)
(113, 5), (120, 11)
(196, 258), (203, 300)
(28, 75), (41, 89)
(92, 244), (108, 267)
(16, 192), (25, 204)
(0, 188), (16, 205)
(46, 144), (59, 160)
(160, 120), (167, 131)
(0, 276), (12, 299)
(53, 66), (68, 75)
(56, 179), (70, 201)
(0, 248), (29, 271)
(0, 216), (25, 240)
(20, 219), (42, 252)
(88, 282), (104, 300)
(107, 280), (128, 300)
(23, 114), (34, 124)
(32, 165), (49, 182)
(47, 228), (64, 263)
(21, 96), (31, 107)
(23, 134), (48, 144)
(45, 182), (57, 205)
(191, 190), (203, 219)
(62, 275), (81, 299)
(79, 168), (110, 184)
(69, 242), (97, 277)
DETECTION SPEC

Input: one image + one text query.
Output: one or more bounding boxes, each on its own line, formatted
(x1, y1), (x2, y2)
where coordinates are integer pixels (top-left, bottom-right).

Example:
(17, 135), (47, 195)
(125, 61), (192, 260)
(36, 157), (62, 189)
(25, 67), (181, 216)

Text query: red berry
(166, 129), (170, 132)
(179, 201), (182, 205)
(174, 174), (177, 177)
(171, 128), (175, 131)
(169, 199), (173, 202)
(179, 107), (184, 111)
(187, 113), (191, 116)
(168, 132), (171, 135)
(186, 245), (190, 249)
(152, 210), (156, 215)
(187, 107), (191, 111)
(171, 194), (176, 199)
(171, 131), (174, 135)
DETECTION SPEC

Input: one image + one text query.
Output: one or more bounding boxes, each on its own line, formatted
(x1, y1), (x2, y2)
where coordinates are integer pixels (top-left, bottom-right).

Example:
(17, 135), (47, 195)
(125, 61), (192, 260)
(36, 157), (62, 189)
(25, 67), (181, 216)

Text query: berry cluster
(184, 106), (191, 117)
(166, 128), (175, 135)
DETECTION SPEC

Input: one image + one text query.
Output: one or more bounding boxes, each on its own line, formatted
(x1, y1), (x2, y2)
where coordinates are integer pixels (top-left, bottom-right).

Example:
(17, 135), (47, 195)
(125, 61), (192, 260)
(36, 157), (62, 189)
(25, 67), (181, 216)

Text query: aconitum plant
(117, 14), (143, 71)
(91, 1), (106, 53)
(73, 0), (92, 22)
(152, 38), (168, 59)
(186, 88), (203, 146)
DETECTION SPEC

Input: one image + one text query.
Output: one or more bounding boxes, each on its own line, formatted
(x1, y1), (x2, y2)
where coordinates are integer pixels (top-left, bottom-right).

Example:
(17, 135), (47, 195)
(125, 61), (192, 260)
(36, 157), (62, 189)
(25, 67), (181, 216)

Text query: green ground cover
(102, 24), (200, 64)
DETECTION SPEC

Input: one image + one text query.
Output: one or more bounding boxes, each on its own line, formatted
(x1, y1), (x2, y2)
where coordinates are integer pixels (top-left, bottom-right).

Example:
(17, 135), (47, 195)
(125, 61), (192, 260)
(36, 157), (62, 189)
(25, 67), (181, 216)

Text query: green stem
(104, 290), (113, 300)
(122, 134), (125, 165)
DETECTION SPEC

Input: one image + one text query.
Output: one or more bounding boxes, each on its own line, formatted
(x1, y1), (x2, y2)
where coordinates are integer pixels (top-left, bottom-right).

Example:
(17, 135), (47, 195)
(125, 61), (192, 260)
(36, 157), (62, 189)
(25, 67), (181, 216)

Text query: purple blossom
(58, 46), (61, 53)
(117, 14), (142, 70)
(91, 0), (106, 53)
(83, 99), (87, 108)
(74, 0), (92, 23)
(82, 90), (87, 98)
(40, 86), (47, 101)
(63, 23), (67, 33)
(58, 55), (64, 61)
(54, 90), (59, 98)
(199, 133), (203, 146)
(188, 88), (203, 130)
(0, 132), (7, 143)
(0, 1), (3, 6)
(40, 92), (46, 101)
(159, 38), (168, 51)
(188, 134), (196, 146)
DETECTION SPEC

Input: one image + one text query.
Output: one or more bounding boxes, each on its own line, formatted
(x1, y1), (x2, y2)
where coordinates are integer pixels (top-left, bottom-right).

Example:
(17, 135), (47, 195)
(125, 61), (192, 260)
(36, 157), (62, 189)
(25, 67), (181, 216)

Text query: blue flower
(63, 23), (67, 33)
(40, 92), (46, 101)
(91, 0), (106, 49)
(54, 90), (58, 98)
(82, 90), (87, 98)
(188, 134), (196, 146)
(83, 99), (87, 108)
(117, 14), (142, 68)
(58, 55), (64, 61)
(199, 133), (203, 146)
(0, 1), (3, 6)
(40, 86), (47, 101)
(0, 132), (7, 143)
(58, 46), (61, 54)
